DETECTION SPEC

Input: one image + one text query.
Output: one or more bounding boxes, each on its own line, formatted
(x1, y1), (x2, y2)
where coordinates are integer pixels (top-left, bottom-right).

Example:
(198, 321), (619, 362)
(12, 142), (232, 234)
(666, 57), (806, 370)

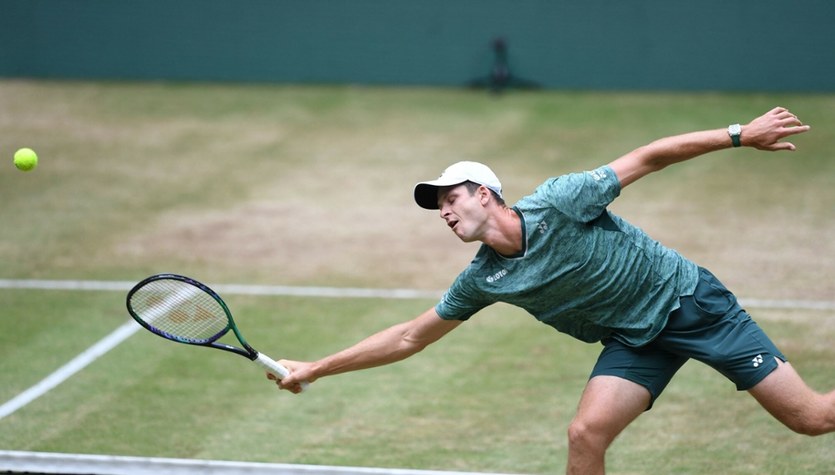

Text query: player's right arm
(270, 307), (461, 393)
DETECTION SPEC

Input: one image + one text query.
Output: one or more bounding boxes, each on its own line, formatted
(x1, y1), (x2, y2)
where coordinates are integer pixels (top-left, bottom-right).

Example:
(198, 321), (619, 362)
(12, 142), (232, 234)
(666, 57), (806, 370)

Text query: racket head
(127, 274), (306, 388)
(126, 274), (248, 356)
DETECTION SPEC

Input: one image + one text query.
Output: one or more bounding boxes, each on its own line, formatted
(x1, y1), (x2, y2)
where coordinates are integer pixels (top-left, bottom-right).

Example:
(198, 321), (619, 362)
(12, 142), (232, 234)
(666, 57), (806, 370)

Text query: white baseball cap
(413, 161), (503, 210)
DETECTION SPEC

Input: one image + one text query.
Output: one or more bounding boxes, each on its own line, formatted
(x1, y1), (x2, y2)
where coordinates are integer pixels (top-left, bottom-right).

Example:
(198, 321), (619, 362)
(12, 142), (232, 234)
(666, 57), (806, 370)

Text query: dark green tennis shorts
(590, 267), (786, 409)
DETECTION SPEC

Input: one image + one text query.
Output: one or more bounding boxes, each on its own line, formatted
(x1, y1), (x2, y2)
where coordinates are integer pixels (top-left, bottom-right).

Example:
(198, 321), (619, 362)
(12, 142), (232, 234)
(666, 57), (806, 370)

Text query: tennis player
(271, 107), (833, 474)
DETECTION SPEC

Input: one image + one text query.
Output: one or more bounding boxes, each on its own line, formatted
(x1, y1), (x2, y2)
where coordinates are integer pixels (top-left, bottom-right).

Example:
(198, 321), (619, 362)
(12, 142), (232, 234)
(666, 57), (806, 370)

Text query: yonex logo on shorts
(752, 354), (764, 368)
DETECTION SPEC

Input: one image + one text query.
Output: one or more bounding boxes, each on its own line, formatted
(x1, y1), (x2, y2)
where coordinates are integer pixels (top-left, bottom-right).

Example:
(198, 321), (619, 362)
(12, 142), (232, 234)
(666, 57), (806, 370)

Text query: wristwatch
(728, 123), (742, 147)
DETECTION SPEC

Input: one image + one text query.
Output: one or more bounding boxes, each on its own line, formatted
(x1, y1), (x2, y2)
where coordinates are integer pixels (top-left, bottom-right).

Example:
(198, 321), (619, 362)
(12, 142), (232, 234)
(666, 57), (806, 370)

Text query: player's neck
(482, 207), (523, 257)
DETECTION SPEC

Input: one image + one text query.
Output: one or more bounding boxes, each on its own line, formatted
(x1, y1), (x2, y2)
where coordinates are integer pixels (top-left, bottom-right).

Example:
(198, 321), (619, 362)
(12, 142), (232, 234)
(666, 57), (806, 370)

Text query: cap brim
(414, 182), (443, 210)
(414, 174), (471, 209)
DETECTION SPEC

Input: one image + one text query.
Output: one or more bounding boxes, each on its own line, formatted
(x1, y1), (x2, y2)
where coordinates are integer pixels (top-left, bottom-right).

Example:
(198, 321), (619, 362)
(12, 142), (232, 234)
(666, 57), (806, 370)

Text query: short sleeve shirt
(435, 166), (699, 347)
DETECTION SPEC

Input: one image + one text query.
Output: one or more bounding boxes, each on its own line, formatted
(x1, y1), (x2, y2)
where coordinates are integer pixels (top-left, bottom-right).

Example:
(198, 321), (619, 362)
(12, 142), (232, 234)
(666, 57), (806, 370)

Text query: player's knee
(781, 404), (833, 436)
(566, 420), (588, 451)
(786, 415), (829, 436)
(567, 419), (610, 453)
(787, 420), (822, 436)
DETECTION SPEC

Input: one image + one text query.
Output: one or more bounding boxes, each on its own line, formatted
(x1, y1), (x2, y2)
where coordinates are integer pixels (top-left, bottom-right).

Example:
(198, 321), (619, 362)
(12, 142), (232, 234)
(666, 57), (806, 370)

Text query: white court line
(0, 283), (205, 420)
(0, 321), (140, 420)
(0, 450), (523, 475)
(0, 279), (443, 300)
(1, 278), (832, 309)
(0, 278), (832, 420)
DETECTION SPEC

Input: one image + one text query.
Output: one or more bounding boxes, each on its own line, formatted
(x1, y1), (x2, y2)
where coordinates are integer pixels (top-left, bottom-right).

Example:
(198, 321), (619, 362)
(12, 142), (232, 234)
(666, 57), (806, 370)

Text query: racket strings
(130, 280), (229, 343)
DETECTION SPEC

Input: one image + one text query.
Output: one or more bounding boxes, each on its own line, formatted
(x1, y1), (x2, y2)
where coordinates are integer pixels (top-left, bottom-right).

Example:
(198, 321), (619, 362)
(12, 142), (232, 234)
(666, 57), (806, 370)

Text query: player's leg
(569, 340), (687, 475)
(748, 359), (835, 436)
(567, 375), (649, 475)
(658, 268), (835, 436)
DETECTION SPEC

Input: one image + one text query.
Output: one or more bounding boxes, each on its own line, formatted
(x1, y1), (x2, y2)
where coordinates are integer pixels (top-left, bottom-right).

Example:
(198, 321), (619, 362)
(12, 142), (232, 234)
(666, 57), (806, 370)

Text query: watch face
(729, 124), (741, 135)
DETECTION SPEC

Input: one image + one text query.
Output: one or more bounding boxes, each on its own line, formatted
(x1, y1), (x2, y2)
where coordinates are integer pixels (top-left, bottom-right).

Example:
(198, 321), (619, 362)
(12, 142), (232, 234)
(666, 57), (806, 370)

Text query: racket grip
(254, 352), (309, 392)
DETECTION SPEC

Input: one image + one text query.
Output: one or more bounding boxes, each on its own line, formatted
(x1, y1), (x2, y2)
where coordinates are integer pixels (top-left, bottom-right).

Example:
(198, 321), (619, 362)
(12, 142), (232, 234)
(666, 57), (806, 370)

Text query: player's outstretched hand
(744, 107), (811, 151)
(266, 359), (314, 394)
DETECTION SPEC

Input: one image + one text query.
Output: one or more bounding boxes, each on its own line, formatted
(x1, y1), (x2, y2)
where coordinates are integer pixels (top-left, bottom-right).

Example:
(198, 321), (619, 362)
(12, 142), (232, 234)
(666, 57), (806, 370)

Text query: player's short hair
(463, 181), (506, 207)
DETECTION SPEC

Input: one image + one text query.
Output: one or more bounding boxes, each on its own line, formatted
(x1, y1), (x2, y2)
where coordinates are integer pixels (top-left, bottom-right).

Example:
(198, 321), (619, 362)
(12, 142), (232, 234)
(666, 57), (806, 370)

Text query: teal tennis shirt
(436, 166), (699, 347)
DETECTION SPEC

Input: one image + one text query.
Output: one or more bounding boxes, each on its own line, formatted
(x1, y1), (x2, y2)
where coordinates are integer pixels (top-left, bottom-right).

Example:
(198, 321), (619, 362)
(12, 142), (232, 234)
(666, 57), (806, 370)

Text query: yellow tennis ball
(14, 148), (38, 171)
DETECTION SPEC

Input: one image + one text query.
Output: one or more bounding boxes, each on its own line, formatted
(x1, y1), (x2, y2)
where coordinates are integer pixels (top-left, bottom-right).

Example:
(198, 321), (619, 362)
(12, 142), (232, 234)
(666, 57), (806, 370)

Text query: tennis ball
(14, 148), (38, 171)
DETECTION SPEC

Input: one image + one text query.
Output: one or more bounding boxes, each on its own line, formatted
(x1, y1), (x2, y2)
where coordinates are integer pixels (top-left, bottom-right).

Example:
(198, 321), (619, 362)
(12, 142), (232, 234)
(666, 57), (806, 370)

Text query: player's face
(437, 184), (489, 242)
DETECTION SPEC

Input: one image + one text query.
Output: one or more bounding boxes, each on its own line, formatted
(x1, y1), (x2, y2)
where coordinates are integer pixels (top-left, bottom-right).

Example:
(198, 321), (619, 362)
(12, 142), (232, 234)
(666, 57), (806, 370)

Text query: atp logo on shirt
(486, 269), (509, 283)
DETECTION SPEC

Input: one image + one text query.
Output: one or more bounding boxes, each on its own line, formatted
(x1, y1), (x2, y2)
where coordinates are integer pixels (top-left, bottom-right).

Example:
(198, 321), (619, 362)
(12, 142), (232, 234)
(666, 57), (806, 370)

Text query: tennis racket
(126, 273), (307, 391)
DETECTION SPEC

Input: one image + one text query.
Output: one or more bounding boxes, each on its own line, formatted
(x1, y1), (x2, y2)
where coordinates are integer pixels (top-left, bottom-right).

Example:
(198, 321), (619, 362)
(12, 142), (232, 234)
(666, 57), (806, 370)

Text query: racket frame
(126, 273), (297, 384)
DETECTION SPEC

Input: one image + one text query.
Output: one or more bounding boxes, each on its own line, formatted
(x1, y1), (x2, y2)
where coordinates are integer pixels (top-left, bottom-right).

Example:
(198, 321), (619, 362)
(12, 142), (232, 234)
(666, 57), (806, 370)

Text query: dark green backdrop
(1, 0), (833, 91)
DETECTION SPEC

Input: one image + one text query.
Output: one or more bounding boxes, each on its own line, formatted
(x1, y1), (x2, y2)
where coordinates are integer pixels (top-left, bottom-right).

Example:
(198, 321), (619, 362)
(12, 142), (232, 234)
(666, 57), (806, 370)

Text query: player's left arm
(608, 107), (811, 189)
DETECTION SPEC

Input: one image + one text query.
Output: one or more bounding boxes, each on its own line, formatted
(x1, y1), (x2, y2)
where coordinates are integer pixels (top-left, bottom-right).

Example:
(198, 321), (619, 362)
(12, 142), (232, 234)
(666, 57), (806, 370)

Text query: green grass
(1, 80), (834, 474)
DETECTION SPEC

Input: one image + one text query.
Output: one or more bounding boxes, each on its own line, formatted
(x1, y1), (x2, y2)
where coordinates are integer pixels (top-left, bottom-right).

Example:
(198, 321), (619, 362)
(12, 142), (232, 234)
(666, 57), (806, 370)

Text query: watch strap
(728, 124), (742, 147)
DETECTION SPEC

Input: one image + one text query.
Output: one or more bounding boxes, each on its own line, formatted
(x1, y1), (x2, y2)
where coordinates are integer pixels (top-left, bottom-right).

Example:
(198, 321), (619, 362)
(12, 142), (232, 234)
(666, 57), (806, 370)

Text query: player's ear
(478, 185), (491, 205)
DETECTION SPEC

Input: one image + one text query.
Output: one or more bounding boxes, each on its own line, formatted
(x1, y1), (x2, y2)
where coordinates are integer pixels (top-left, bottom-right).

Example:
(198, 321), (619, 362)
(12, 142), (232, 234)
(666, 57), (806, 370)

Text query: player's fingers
(777, 115), (805, 128)
(768, 141), (797, 152)
(776, 115), (800, 127)
(770, 106), (799, 119)
(277, 378), (303, 393)
(266, 371), (298, 392)
(774, 125), (810, 145)
(786, 124), (811, 135)
(767, 107), (804, 126)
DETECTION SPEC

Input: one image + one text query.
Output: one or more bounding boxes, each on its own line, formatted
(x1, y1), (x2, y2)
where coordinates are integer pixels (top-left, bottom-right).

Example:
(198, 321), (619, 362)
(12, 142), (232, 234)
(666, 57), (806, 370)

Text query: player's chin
(454, 231), (478, 243)
(449, 226), (466, 240)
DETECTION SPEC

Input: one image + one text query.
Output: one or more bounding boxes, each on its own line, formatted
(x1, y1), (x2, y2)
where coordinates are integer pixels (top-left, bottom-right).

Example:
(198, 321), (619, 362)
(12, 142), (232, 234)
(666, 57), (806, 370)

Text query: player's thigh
(658, 268), (786, 391)
(572, 375), (651, 441)
(576, 339), (686, 438)
(590, 338), (687, 409)
(748, 359), (833, 434)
